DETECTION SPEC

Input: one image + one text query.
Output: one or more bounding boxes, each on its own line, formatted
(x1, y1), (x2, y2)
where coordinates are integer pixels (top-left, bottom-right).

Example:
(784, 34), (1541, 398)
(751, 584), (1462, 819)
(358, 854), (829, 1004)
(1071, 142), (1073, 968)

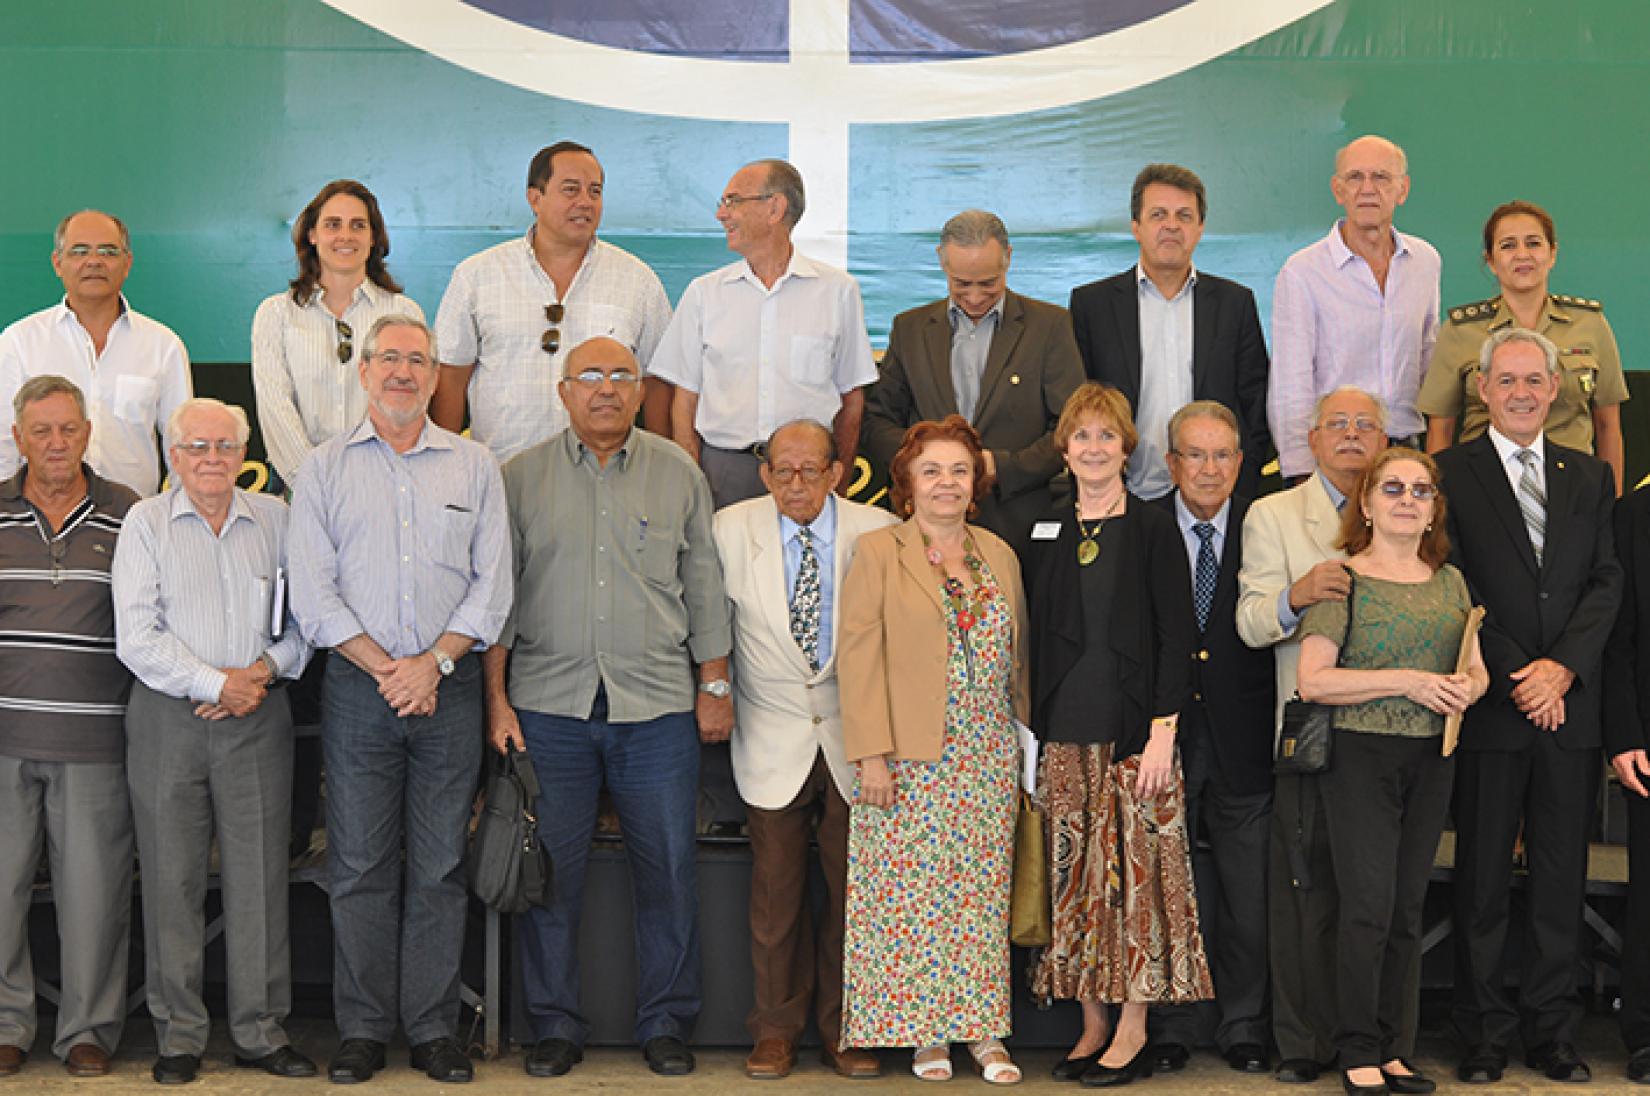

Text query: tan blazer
(839, 519), (1029, 762)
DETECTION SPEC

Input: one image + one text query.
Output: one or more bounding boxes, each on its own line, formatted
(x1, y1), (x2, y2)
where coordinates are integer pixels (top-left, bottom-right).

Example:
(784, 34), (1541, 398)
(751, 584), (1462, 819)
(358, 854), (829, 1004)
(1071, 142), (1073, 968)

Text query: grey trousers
(126, 684), (293, 1058)
(0, 753), (132, 1058)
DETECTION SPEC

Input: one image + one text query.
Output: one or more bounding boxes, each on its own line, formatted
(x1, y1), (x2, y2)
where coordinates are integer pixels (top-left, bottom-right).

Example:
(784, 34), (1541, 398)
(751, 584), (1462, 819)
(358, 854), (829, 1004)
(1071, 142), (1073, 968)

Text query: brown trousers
(744, 751), (850, 1046)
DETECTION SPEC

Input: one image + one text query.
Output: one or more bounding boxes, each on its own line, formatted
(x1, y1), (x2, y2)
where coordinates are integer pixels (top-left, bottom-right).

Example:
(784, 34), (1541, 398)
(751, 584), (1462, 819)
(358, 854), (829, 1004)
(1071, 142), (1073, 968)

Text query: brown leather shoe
(823, 1043), (882, 1079)
(0, 1044), (23, 1075)
(745, 1038), (796, 1079)
(65, 1043), (110, 1077)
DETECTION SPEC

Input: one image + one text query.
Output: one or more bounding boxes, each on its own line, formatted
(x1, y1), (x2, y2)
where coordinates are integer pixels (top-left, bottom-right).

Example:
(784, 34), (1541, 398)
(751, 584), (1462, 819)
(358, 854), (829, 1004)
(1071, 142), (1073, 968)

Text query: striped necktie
(1515, 448), (1546, 566)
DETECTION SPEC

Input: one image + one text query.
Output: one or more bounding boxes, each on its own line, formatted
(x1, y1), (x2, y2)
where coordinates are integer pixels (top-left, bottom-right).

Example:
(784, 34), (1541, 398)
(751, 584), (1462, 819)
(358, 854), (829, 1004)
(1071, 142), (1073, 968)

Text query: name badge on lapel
(1031, 521), (1061, 541)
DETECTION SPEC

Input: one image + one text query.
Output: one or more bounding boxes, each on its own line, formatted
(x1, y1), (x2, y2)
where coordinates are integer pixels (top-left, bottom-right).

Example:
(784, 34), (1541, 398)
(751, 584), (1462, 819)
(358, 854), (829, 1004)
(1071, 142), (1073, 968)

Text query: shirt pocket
(789, 334), (833, 386)
(112, 374), (158, 423)
(425, 504), (478, 574)
(638, 526), (679, 587)
(1559, 349), (1599, 399)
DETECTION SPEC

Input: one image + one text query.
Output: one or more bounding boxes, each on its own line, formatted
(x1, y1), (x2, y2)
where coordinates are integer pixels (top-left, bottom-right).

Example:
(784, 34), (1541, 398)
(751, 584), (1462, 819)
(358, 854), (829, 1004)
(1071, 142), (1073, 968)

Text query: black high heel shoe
(1052, 1050), (1102, 1082)
(1080, 1045), (1153, 1088)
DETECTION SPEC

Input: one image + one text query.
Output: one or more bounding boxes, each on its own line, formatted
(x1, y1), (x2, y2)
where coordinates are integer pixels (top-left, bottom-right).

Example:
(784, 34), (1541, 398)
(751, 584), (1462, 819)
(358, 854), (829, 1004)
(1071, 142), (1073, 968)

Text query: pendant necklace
(1075, 493), (1123, 566)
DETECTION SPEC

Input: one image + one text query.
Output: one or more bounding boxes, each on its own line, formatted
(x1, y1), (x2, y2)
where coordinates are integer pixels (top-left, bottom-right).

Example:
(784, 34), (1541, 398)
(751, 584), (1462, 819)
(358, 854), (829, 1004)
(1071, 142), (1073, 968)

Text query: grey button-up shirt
(499, 428), (731, 723)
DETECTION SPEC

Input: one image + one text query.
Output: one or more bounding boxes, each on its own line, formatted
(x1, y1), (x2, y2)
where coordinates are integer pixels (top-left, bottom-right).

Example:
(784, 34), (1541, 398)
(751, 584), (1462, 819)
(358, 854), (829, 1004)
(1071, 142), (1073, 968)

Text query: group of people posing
(0, 129), (1644, 1095)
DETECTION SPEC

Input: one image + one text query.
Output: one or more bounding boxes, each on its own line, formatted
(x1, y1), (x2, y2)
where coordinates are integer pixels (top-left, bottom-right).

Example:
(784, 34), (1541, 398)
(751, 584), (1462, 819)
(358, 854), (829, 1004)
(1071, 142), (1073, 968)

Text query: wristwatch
(697, 679), (731, 698)
(430, 649), (455, 677)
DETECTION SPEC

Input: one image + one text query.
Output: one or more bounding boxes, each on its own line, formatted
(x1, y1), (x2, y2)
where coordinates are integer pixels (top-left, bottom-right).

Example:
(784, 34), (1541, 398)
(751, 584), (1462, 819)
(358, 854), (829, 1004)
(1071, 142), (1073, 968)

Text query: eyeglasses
(1317, 415), (1382, 435)
(174, 439), (246, 457)
(566, 368), (639, 387)
(371, 350), (432, 369)
(1376, 479), (1439, 501)
(1169, 448), (1238, 467)
(1339, 170), (1399, 190)
(335, 319), (354, 364)
(768, 464), (830, 485)
(62, 244), (126, 259)
(542, 303), (564, 356)
(717, 192), (773, 210)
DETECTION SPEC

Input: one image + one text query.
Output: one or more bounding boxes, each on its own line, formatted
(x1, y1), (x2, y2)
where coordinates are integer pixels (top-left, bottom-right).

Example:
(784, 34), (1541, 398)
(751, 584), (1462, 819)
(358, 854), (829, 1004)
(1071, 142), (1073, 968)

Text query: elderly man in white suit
(1236, 385), (1388, 1084)
(713, 419), (895, 1082)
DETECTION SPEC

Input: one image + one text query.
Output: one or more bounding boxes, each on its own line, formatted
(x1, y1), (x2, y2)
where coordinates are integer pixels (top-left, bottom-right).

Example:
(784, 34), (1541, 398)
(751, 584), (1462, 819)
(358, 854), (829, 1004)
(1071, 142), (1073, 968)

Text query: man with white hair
(113, 398), (314, 1084)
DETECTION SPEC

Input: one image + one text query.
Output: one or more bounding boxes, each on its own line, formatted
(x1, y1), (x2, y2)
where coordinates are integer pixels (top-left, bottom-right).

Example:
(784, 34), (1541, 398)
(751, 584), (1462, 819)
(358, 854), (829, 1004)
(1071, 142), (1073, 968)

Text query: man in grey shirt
(486, 336), (732, 1080)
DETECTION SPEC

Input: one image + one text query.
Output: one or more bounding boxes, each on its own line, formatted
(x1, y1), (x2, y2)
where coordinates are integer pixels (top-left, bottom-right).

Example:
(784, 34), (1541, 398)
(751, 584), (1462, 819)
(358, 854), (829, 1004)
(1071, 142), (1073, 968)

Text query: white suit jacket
(713, 494), (898, 809)
(1235, 474), (1346, 736)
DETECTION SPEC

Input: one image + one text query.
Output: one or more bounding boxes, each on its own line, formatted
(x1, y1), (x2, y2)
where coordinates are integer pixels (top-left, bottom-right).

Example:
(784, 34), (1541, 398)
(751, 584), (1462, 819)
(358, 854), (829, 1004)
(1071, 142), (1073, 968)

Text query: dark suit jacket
(1069, 267), (1271, 496)
(1605, 485), (1650, 758)
(1150, 492), (1278, 796)
(1436, 434), (1621, 752)
(863, 289), (1084, 549)
(1022, 496), (1194, 760)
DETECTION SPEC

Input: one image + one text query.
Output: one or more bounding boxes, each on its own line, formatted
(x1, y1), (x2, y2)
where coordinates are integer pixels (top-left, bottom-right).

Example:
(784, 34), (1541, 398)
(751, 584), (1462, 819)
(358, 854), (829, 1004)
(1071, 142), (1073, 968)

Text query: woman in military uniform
(1417, 200), (1627, 492)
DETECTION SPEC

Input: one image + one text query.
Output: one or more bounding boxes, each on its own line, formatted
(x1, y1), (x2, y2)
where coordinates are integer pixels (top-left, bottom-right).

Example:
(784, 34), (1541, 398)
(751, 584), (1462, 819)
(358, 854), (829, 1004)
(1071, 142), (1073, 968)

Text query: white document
(1016, 719), (1039, 794)
(1030, 521), (1061, 541)
(270, 567), (288, 639)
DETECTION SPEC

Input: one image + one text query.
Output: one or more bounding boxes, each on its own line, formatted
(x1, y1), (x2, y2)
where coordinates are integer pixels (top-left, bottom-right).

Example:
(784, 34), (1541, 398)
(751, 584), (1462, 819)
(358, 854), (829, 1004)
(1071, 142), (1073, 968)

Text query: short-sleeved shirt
(1298, 564), (1471, 738)
(434, 233), (672, 465)
(647, 250), (878, 449)
(1416, 294), (1628, 453)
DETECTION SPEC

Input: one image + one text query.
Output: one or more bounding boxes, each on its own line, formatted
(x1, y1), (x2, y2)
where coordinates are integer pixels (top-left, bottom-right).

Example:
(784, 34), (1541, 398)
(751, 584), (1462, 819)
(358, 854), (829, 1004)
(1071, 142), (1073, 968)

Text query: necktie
(1515, 448), (1546, 566)
(790, 526), (822, 672)
(1193, 522), (1218, 631)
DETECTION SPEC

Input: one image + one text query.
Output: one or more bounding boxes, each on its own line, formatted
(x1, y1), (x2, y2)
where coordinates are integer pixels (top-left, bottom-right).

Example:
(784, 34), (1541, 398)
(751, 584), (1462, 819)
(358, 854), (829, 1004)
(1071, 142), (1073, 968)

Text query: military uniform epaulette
(1447, 297), (1500, 324)
(1551, 293), (1603, 312)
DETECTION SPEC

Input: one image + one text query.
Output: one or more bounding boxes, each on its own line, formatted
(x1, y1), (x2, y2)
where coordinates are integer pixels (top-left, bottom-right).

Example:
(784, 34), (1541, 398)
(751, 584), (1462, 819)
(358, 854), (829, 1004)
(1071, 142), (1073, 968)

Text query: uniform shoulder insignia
(1447, 297), (1499, 324)
(1552, 293), (1603, 312)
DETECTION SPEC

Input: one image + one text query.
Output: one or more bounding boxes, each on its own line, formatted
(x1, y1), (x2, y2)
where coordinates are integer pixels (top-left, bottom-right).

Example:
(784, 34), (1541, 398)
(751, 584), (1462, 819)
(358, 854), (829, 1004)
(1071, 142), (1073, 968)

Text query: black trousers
(1451, 736), (1599, 1050)
(1320, 731), (1454, 1068)
(1267, 769), (1340, 1063)
(1621, 782), (1650, 1051)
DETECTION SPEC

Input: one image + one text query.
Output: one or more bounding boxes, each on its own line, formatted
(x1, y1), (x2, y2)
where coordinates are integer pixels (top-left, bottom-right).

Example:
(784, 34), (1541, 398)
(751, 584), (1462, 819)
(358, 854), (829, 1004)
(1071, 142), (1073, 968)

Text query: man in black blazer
(1069, 164), (1271, 501)
(863, 209), (1083, 554)
(1436, 328), (1621, 1085)
(1148, 401), (1277, 1074)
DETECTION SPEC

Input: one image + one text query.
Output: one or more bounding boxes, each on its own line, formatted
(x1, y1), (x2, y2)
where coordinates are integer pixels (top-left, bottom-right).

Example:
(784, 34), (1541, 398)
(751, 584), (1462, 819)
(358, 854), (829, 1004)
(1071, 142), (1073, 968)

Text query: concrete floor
(6, 1015), (1650, 1094)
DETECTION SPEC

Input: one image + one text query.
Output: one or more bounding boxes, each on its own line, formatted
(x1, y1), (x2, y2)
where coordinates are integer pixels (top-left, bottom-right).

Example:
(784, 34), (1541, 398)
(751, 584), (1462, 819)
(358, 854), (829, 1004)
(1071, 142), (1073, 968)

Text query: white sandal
(969, 1039), (1022, 1085)
(912, 1045), (953, 1081)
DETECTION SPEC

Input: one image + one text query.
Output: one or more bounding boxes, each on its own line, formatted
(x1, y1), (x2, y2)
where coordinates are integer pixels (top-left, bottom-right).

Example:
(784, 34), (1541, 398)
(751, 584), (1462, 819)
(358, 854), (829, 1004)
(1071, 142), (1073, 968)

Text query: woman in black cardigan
(1024, 383), (1213, 1087)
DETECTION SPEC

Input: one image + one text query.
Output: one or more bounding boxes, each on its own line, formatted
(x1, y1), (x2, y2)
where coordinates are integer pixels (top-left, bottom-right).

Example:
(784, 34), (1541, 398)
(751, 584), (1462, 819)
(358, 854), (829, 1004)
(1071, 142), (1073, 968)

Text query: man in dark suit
(1436, 327), (1621, 1085)
(1148, 401), (1276, 1074)
(1069, 163), (1271, 501)
(862, 209), (1083, 553)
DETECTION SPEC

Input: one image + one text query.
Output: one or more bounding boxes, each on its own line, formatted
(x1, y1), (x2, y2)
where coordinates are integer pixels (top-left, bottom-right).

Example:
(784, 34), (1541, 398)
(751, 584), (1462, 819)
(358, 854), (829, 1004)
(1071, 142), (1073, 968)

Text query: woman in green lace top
(1296, 447), (1489, 1096)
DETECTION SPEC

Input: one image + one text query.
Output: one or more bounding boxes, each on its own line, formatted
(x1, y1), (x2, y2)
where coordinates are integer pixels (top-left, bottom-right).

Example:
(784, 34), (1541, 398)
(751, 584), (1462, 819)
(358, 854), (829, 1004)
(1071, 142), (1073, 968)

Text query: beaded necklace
(922, 531), (996, 681)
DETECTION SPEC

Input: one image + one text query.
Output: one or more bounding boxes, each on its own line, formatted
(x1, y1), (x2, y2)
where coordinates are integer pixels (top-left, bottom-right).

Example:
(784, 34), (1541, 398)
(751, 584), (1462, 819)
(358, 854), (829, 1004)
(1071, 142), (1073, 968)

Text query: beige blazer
(713, 495), (898, 809)
(839, 519), (1029, 763)
(1234, 474), (1345, 735)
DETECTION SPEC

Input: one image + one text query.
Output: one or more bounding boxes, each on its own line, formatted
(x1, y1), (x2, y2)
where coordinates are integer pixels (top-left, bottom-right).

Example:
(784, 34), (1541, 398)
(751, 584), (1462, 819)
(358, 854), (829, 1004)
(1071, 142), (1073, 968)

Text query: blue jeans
(517, 704), (701, 1046)
(322, 654), (482, 1044)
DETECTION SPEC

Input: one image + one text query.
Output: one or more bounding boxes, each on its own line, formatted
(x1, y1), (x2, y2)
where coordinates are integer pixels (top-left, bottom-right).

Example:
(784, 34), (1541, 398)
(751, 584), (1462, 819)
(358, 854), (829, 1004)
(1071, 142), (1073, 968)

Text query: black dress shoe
(328, 1039), (387, 1084)
(1277, 1058), (1323, 1084)
(642, 1035), (695, 1076)
(525, 1037), (583, 1077)
(1628, 1045), (1650, 1083)
(1455, 1044), (1506, 1084)
(153, 1053), (201, 1084)
(1149, 1042), (1189, 1072)
(1081, 1046), (1153, 1087)
(410, 1037), (474, 1083)
(1525, 1040), (1590, 1082)
(1341, 1069), (1389, 1095)
(1224, 1043), (1269, 1073)
(1052, 1051), (1101, 1081)
(1380, 1060), (1436, 1095)
(236, 1045), (318, 1078)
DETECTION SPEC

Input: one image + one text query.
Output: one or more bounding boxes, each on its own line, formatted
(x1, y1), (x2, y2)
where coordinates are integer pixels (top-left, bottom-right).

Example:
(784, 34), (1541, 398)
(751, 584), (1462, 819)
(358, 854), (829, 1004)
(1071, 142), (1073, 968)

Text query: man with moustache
(486, 337), (731, 1079)
(1269, 136), (1440, 482)
(434, 140), (675, 455)
(113, 398), (314, 1084)
(1148, 401), (1276, 1074)
(1070, 165), (1272, 501)
(1236, 386), (1389, 1083)
(290, 316), (511, 1085)
(713, 420), (895, 1079)
(1437, 329), (1620, 1084)
(0, 376), (139, 1079)
(0, 210), (193, 495)
(863, 210), (1083, 554)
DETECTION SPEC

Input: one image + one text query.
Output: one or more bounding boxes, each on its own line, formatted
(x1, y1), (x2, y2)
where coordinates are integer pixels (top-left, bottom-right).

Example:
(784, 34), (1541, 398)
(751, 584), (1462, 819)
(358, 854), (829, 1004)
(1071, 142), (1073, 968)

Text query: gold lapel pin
(1009, 374), (1021, 385)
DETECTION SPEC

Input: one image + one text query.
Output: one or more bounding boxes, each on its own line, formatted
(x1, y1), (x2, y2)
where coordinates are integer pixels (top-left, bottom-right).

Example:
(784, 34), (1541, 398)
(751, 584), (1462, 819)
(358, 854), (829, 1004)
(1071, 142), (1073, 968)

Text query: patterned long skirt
(1031, 742), (1214, 1003)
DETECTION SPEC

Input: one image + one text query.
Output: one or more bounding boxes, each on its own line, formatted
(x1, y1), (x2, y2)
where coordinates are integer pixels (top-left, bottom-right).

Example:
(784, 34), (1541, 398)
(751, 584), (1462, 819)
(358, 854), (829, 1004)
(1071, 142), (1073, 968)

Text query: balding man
(113, 398), (314, 1084)
(0, 210), (193, 495)
(1268, 136), (1440, 481)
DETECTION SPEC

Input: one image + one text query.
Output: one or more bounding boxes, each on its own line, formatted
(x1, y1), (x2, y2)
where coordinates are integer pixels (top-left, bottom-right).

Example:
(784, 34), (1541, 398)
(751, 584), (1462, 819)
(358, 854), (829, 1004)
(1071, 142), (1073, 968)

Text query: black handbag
(1274, 575), (1356, 776)
(468, 745), (552, 913)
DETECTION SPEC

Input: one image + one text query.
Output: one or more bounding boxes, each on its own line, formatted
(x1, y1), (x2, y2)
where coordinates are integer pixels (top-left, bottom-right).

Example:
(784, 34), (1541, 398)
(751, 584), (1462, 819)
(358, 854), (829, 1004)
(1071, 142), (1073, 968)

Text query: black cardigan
(1022, 496), (1195, 760)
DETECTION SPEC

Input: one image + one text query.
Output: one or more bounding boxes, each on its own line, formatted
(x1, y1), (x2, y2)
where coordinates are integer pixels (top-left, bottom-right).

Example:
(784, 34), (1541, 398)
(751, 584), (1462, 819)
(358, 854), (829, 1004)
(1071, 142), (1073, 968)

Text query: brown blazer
(839, 519), (1029, 762)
